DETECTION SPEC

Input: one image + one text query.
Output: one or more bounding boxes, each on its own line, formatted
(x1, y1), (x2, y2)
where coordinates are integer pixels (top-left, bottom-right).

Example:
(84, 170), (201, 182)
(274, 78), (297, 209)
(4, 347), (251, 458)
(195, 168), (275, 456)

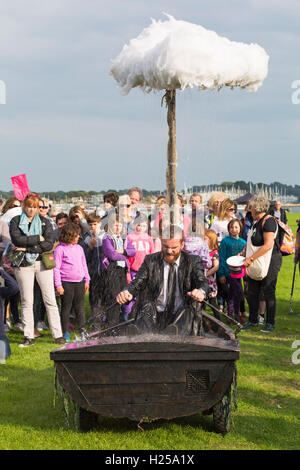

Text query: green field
(0, 214), (299, 450)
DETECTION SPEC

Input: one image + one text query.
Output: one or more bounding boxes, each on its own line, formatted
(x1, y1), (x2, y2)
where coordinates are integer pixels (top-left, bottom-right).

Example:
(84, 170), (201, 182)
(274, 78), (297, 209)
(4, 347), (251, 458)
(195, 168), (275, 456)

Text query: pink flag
(10, 174), (30, 201)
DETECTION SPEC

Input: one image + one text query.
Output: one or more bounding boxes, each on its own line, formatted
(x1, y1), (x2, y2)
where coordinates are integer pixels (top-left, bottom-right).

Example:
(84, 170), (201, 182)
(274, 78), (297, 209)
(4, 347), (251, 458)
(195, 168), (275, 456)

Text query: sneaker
(19, 338), (34, 348)
(63, 331), (71, 342)
(54, 337), (66, 345)
(14, 322), (24, 332)
(261, 323), (275, 333)
(36, 321), (49, 331)
(242, 321), (258, 330)
(258, 315), (264, 325)
(4, 324), (10, 333)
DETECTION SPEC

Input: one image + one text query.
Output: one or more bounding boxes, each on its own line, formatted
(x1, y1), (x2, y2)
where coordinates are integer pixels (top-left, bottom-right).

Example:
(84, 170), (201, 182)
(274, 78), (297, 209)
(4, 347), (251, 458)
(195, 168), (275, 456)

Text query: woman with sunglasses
(9, 193), (65, 347)
(210, 199), (236, 244)
(38, 199), (56, 230)
(118, 194), (136, 236)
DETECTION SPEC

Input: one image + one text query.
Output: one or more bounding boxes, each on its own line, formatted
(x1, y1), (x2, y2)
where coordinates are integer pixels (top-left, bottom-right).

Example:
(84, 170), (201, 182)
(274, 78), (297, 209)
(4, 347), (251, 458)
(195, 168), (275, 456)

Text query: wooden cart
(50, 312), (239, 435)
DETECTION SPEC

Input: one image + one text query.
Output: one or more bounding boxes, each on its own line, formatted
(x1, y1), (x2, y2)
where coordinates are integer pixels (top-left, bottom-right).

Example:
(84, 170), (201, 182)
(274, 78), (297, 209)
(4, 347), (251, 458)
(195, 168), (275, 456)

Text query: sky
(0, 0), (300, 193)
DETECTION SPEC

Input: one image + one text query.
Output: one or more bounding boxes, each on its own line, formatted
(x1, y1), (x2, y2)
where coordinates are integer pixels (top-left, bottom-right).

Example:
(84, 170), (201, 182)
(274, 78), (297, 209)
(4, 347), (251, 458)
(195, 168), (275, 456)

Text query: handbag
(4, 243), (25, 268)
(41, 250), (56, 269)
(245, 224), (277, 281)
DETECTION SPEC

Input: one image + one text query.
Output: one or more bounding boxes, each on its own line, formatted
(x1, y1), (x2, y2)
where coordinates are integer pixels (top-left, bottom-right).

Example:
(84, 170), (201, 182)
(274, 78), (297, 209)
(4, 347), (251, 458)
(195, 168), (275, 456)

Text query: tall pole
(165, 89), (178, 227)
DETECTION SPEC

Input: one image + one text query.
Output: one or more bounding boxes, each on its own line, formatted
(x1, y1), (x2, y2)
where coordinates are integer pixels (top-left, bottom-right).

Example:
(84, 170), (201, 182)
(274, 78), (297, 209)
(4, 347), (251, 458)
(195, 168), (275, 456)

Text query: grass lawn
(0, 214), (299, 450)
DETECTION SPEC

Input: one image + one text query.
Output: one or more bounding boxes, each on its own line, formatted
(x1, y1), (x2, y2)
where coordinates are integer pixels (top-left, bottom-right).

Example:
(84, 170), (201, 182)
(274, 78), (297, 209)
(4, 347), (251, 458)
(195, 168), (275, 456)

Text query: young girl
(125, 214), (154, 318)
(204, 229), (220, 319)
(101, 213), (135, 327)
(54, 223), (90, 342)
(127, 214), (154, 278)
(218, 219), (246, 323)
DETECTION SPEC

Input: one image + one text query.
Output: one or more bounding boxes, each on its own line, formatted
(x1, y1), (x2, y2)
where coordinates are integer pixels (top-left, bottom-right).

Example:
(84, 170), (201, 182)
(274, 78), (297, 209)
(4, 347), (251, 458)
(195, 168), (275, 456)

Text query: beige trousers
(14, 261), (62, 340)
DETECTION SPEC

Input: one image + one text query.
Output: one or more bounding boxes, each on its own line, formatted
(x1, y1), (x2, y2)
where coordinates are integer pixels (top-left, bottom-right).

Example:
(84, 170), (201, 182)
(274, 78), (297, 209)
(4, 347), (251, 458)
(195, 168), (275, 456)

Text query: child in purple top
(54, 223), (90, 341)
(101, 214), (135, 326)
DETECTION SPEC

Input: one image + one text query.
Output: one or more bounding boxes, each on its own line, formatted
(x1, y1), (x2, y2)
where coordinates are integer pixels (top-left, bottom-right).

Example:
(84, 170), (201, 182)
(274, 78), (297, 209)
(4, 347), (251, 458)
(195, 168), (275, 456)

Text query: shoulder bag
(245, 223), (278, 281)
(42, 250), (56, 269)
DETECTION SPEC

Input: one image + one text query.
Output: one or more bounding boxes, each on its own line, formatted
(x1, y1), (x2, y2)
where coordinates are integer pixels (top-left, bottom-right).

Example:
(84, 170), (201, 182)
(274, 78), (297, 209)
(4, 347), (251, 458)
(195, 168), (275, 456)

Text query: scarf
(19, 212), (42, 264)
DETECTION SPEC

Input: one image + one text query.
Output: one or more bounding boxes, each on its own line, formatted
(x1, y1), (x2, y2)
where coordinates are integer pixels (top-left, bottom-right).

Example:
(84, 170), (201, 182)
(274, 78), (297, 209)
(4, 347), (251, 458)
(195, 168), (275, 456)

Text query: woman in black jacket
(9, 193), (65, 347)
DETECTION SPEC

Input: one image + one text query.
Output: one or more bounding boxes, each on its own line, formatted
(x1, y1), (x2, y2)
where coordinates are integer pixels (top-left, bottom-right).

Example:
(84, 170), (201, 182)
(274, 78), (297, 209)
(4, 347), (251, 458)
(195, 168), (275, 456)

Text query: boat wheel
(212, 388), (231, 436)
(78, 407), (98, 432)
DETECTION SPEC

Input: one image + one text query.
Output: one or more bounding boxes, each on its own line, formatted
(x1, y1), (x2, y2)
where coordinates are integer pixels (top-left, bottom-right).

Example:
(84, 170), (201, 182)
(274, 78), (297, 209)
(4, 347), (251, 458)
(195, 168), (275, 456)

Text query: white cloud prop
(111, 14), (269, 94)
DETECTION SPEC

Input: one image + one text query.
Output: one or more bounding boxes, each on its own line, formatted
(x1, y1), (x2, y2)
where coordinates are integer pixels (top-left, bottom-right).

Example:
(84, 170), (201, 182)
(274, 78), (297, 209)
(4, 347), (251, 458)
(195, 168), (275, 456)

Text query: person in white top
(210, 198), (236, 244)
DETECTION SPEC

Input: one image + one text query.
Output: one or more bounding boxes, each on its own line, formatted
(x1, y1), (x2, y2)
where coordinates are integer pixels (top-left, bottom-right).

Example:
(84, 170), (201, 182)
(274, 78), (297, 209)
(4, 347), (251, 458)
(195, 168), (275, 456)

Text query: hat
(226, 255), (246, 279)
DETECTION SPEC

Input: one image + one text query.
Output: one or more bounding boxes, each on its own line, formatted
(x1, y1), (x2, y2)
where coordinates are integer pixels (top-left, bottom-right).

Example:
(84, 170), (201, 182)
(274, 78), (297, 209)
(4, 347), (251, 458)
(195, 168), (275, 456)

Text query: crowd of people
(0, 187), (297, 359)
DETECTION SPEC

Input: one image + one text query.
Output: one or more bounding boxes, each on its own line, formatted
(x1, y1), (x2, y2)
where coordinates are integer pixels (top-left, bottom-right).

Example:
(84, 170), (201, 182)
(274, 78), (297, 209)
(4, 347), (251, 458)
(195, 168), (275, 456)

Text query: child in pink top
(127, 215), (154, 275)
(54, 223), (90, 341)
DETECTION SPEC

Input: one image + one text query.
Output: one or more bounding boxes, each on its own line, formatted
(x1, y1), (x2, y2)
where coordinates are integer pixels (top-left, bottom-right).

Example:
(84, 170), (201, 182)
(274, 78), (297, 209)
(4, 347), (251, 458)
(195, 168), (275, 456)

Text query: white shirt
(210, 217), (232, 243)
(156, 256), (183, 313)
(274, 210), (281, 220)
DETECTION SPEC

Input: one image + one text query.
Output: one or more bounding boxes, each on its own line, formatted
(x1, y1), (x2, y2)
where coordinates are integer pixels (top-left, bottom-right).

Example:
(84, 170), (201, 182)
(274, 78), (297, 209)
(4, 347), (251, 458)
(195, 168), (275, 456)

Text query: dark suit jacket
(269, 208), (287, 225)
(127, 250), (208, 308)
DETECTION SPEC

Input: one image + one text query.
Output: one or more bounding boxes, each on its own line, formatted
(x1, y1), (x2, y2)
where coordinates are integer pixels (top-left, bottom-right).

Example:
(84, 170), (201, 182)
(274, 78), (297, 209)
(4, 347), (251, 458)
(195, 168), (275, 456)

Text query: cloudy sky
(0, 0), (300, 192)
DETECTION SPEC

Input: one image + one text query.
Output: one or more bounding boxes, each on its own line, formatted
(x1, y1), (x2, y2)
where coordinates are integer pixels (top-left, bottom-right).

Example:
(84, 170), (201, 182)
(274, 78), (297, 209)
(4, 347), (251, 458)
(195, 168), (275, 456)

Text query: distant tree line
(0, 188), (164, 202)
(1, 182), (300, 202)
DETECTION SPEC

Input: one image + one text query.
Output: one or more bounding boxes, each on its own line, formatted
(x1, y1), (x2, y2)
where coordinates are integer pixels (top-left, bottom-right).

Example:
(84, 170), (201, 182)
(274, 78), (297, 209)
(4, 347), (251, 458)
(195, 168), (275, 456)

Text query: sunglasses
(39, 205), (49, 209)
(120, 204), (131, 208)
(228, 208), (235, 211)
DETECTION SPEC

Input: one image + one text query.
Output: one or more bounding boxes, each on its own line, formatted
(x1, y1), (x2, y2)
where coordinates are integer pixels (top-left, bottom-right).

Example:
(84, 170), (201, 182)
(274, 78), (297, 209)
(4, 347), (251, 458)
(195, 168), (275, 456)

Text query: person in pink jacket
(127, 214), (154, 276)
(54, 223), (90, 342)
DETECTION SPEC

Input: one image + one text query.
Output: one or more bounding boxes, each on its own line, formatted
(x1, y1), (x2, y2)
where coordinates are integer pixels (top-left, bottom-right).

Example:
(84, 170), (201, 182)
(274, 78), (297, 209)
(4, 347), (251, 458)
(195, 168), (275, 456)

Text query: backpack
(263, 215), (295, 256)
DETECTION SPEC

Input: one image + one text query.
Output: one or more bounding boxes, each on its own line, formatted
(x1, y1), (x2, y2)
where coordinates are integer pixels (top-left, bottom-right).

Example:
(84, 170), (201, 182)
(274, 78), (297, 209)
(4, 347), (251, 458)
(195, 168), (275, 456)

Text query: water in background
(284, 206), (300, 213)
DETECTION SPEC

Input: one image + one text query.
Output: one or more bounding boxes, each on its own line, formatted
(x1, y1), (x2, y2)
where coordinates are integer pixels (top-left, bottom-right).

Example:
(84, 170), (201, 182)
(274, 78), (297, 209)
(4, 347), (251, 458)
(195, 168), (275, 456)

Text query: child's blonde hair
(205, 229), (219, 251)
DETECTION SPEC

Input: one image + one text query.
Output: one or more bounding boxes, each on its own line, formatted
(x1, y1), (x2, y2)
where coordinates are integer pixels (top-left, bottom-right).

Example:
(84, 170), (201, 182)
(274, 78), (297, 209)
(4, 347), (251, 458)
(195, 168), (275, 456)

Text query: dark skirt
(89, 271), (104, 316)
(101, 262), (127, 327)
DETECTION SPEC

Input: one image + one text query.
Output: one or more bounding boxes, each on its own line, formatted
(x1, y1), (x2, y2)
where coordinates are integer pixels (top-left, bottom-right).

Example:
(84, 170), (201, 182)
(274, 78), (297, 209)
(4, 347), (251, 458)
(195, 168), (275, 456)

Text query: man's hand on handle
(116, 290), (133, 305)
(187, 289), (205, 302)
